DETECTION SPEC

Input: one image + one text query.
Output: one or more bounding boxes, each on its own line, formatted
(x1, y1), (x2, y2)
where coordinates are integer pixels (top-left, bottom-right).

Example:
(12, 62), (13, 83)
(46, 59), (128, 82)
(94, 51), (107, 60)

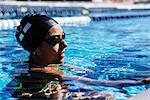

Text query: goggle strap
(23, 22), (32, 34)
(16, 26), (26, 45)
(19, 34), (24, 42)
(16, 22), (32, 44)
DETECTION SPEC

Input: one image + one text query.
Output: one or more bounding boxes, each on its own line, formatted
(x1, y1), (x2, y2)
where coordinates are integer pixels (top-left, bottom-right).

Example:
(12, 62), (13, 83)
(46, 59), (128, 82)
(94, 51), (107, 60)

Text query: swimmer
(6, 13), (150, 99)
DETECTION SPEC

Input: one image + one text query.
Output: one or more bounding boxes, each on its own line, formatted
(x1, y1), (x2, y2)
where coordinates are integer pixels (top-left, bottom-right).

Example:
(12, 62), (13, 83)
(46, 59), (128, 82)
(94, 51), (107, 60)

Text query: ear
(35, 47), (41, 56)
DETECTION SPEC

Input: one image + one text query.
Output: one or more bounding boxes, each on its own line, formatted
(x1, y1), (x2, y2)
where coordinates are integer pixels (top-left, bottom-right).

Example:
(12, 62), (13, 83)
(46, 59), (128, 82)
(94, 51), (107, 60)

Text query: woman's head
(16, 13), (67, 65)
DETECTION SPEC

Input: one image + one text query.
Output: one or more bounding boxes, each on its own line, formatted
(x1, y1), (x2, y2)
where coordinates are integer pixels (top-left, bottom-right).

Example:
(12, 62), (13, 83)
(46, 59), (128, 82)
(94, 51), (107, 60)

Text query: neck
(29, 54), (63, 66)
(29, 54), (48, 66)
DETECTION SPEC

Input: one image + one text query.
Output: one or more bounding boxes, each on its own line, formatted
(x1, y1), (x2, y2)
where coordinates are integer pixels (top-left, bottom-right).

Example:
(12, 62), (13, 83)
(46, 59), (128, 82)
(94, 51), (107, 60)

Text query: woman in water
(6, 13), (150, 99)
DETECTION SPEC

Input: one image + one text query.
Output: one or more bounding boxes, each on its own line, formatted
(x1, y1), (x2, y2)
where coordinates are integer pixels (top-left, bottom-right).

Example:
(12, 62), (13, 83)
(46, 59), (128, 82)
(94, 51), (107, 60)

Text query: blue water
(0, 17), (150, 100)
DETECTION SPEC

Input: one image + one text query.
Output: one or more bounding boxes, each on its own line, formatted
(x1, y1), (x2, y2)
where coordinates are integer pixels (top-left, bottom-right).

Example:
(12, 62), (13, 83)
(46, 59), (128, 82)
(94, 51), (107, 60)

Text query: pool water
(0, 17), (150, 100)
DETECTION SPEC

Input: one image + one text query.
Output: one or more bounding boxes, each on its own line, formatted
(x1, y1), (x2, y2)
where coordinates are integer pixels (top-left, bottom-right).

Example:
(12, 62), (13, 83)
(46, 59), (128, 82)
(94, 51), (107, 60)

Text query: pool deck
(0, 1), (150, 9)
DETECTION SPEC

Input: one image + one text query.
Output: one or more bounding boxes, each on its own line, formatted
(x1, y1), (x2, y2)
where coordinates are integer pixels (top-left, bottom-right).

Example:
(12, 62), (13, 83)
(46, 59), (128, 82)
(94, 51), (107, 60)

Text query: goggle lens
(45, 34), (65, 46)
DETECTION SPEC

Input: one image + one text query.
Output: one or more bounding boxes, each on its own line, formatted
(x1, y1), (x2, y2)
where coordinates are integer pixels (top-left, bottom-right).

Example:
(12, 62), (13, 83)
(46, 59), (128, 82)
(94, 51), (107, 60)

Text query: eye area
(45, 34), (65, 46)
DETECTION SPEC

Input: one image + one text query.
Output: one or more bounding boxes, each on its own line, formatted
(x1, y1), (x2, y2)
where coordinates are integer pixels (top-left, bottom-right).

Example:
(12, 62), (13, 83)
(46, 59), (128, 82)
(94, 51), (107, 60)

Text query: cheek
(45, 44), (59, 57)
(40, 42), (59, 58)
(52, 44), (59, 52)
(43, 48), (58, 61)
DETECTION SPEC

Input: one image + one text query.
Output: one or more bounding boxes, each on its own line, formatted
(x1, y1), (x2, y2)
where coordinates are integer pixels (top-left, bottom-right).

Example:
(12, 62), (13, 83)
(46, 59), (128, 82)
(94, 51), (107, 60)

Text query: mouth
(56, 52), (65, 64)
(59, 52), (65, 58)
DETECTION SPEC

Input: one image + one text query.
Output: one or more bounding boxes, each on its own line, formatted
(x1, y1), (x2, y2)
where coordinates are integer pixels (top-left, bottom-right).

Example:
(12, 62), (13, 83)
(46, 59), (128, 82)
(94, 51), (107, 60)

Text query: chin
(59, 58), (64, 64)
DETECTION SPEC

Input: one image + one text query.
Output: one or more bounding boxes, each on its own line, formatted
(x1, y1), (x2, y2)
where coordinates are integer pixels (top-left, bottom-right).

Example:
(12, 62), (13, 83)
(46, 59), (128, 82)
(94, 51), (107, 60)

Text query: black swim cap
(16, 13), (58, 52)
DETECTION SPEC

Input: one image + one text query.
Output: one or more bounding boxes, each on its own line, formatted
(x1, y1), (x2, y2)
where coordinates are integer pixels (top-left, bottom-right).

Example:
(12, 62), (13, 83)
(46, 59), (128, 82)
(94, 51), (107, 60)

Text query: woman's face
(37, 24), (67, 65)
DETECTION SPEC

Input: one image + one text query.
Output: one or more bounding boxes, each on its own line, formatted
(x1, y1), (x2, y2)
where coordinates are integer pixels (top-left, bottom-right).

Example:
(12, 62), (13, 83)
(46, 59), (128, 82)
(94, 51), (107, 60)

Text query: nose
(61, 40), (68, 49)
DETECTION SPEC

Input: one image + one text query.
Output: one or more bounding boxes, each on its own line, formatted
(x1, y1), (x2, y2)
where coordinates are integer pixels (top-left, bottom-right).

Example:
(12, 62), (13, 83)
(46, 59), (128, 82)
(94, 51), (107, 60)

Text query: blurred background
(0, 0), (149, 4)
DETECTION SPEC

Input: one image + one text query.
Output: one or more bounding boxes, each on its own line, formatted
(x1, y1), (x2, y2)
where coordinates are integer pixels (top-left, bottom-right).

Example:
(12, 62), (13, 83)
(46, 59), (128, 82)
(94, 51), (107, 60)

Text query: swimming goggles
(44, 33), (65, 47)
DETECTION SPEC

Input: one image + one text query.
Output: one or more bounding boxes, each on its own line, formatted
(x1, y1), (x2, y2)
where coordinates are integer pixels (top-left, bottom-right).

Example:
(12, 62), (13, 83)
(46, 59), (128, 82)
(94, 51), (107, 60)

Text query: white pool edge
(0, 16), (92, 30)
